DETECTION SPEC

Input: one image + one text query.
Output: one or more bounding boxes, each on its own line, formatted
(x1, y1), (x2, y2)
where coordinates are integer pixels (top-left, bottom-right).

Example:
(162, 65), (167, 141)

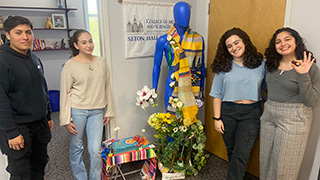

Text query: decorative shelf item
(57, 0), (64, 8)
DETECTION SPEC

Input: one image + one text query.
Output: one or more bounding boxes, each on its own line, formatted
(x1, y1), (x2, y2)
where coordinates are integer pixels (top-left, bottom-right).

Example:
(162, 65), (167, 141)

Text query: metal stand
(109, 164), (141, 180)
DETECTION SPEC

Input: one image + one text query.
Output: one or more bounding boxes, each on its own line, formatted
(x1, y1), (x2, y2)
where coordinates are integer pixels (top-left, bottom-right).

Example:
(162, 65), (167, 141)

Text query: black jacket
(0, 44), (52, 139)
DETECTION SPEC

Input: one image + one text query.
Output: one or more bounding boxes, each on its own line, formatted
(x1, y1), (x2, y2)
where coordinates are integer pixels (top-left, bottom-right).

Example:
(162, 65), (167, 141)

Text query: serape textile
(141, 158), (157, 180)
(102, 147), (157, 180)
(167, 25), (203, 126)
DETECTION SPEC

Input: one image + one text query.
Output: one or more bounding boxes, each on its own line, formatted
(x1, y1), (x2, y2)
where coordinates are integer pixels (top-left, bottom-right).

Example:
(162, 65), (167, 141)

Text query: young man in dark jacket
(0, 16), (54, 180)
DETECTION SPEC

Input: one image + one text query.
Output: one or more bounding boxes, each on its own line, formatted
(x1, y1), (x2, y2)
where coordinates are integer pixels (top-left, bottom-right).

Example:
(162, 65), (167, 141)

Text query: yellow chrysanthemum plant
(138, 85), (208, 176)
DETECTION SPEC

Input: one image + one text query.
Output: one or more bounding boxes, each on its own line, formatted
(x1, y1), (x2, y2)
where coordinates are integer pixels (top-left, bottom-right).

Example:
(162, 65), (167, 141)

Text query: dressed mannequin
(152, 1), (205, 112)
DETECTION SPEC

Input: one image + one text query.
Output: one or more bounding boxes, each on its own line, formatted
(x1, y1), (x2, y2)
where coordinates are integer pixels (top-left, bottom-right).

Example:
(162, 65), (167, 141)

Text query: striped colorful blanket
(103, 148), (157, 168)
(102, 148), (157, 180)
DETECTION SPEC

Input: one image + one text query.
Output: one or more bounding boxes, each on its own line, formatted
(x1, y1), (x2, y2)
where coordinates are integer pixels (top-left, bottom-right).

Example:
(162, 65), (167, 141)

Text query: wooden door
(204, 0), (286, 177)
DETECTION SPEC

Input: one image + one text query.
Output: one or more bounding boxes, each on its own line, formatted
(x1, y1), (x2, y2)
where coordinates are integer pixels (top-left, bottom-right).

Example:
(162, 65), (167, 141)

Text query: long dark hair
(4, 16), (33, 33)
(68, 29), (91, 56)
(265, 27), (315, 72)
(210, 27), (263, 73)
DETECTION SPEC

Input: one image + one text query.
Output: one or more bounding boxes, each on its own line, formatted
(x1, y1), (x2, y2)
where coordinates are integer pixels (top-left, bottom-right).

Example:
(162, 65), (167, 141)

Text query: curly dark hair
(68, 29), (91, 57)
(210, 27), (263, 73)
(265, 27), (315, 72)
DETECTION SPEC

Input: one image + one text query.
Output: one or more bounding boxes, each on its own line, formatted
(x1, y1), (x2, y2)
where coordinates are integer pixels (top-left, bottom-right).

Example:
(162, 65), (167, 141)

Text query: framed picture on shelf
(52, 14), (66, 29)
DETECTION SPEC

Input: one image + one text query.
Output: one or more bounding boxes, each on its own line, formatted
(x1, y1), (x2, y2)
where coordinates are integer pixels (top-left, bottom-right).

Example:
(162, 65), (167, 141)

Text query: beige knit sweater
(59, 56), (115, 126)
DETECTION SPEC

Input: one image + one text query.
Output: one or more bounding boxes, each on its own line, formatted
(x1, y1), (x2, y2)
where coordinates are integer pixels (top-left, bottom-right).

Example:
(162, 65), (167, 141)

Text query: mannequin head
(173, 1), (190, 28)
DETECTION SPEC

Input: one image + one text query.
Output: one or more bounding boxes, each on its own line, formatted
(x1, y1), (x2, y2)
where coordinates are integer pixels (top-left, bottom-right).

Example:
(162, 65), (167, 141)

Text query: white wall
(102, 0), (209, 142)
(285, 0), (320, 179)
(194, 0), (210, 125)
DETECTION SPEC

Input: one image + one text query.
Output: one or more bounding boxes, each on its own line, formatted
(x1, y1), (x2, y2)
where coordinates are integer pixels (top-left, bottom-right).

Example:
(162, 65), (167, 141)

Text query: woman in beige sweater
(59, 29), (115, 180)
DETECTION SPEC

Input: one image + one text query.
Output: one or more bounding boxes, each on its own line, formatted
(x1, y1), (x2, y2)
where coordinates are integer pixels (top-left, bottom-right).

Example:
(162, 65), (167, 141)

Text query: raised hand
(292, 51), (316, 74)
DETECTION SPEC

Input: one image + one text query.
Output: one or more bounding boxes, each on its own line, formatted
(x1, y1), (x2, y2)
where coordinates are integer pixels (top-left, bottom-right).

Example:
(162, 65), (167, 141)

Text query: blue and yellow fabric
(166, 25), (203, 126)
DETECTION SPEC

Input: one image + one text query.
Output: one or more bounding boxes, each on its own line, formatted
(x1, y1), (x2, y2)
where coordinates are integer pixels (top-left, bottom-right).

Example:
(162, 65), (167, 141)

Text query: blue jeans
(70, 108), (104, 180)
(221, 102), (261, 180)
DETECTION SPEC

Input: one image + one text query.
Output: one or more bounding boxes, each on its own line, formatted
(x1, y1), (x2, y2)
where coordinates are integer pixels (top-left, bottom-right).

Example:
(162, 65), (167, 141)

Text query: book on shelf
(39, 39), (44, 50)
(33, 37), (40, 50)
(32, 38), (67, 51)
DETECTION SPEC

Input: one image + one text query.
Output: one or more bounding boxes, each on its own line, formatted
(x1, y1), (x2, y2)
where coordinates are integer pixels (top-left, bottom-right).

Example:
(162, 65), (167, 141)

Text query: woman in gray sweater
(260, 27), (320, 180)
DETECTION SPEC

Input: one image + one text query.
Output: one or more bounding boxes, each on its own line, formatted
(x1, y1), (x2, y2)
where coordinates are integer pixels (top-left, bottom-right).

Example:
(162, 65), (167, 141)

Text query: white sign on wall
(122, 0), (174, 59)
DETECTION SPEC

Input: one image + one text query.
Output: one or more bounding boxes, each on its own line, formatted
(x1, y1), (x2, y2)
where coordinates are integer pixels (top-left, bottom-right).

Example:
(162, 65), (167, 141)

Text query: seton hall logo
(126, 15), (144, 33)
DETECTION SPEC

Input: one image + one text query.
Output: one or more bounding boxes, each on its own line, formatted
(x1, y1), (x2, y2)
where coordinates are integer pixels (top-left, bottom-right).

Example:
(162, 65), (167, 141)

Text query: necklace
(278, 69), (285, 77)
(89, 64), (93, 71)
(278, 60), (293, 77)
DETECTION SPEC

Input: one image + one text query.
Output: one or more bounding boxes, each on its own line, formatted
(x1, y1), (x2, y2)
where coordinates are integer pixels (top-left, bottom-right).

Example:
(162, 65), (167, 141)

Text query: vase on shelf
(57, 0), (64, 8)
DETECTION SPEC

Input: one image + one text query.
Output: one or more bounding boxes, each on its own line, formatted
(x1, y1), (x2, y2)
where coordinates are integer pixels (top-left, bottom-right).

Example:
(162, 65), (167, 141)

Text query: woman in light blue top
(209, 28), (266, 180)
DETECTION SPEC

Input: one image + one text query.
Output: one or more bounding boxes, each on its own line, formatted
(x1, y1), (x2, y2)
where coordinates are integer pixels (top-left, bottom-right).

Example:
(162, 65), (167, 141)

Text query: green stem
(186, 138), (193, 164)
(161, 137), (165, 154)
(154, 102), (158, 114)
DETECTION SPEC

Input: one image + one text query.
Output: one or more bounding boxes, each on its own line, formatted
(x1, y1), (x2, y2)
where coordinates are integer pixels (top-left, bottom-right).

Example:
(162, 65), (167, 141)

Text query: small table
(102, 147), (157, 180)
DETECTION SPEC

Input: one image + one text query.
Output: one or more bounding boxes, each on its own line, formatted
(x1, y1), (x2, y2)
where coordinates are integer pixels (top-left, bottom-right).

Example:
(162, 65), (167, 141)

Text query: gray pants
(260, 100), (312, 180)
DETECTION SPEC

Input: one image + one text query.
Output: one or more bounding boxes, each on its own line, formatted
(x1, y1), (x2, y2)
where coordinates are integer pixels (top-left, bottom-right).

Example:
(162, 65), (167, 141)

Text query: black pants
(221, 102), (262, 180)
(0, 119), (51, 180)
